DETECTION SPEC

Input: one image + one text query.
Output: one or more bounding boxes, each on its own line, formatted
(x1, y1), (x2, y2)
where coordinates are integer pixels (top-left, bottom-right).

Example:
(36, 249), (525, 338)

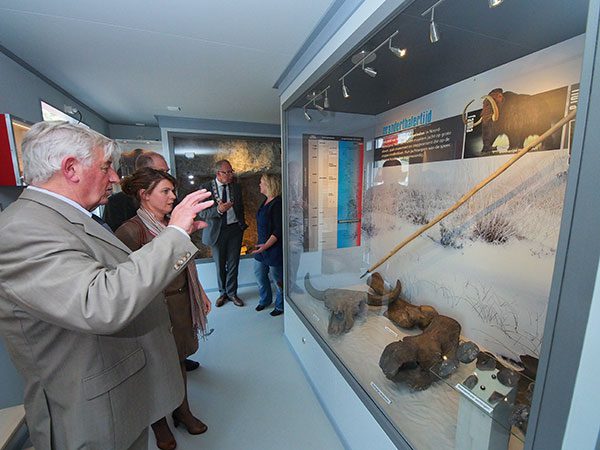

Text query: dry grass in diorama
(472, 212), (516, 244)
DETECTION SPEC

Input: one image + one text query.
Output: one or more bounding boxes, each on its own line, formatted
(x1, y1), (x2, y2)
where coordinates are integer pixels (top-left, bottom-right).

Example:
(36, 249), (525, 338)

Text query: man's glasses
(218, 170), (234, 175)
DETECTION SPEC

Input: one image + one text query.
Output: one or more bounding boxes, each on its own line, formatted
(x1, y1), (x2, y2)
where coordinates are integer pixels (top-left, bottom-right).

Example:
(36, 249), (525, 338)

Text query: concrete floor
(149, 284), (345, 450)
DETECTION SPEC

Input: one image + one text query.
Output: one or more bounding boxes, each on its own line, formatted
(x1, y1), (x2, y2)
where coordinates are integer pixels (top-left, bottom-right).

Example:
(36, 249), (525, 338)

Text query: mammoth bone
(379, 315), (461, 390)
(366, 272), (402, 307)
(367, 272), (438, 328)
(304, 273), (401, 335)
(385, 293), (438, 329)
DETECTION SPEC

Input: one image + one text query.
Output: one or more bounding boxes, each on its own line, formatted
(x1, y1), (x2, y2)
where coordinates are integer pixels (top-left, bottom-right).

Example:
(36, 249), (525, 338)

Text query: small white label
(384, 326), (398, 338)
(371, 382), (392, 405)
(312, 313), (320, 322)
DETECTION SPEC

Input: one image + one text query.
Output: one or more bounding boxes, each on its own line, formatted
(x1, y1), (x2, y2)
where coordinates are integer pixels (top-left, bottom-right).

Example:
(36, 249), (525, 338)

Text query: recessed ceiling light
(166, 106), (181, 111)
(135, 122), (145, 126)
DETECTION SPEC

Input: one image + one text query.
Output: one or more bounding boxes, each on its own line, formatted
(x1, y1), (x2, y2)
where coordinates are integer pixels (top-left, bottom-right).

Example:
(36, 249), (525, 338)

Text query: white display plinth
(455, 369), (515, 450)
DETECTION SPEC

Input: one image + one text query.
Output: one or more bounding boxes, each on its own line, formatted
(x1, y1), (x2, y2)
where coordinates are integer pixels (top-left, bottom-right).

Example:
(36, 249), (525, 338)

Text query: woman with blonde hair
(252, 173), (284, 316)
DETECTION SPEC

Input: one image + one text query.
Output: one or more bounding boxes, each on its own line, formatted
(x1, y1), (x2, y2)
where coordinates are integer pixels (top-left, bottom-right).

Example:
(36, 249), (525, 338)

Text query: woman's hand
(203, 294), (212, 315)
(252, 243), (265, 254)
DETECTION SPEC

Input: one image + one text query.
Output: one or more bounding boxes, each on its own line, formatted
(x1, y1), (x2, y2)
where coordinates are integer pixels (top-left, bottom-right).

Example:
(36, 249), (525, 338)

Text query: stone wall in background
(173, 134), (281, 258)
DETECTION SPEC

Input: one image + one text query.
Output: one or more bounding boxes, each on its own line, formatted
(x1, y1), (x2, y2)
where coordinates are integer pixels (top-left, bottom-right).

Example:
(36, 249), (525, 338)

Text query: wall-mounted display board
(282, 0), (590, 447)
(375, 115), (464, 164)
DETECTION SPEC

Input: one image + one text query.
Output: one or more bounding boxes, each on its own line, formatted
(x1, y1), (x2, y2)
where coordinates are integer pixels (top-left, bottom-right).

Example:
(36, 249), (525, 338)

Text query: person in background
(115, 168), (211, 450)
(252, 173), (284, 316)
(198, 159), (248, 307)
(102, 151), (169, 231)
(104, 151), (200, 372)
(0, 121), (213, 450)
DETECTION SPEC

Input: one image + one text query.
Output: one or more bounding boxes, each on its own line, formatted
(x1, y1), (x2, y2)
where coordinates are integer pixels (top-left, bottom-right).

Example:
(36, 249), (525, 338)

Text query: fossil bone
(367, 272), (386, 295)
(379, 315), (461, 390)
(384, 294), (438, 329)
(304, 273), (367, 335)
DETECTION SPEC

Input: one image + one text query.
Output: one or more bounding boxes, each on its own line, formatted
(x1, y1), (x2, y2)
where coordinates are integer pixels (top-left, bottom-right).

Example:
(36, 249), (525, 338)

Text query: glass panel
(283, 0), (587, 448)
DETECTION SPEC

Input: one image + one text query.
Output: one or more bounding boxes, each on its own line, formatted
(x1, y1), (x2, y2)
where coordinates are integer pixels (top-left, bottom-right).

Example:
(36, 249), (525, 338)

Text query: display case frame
(280, 1), (600, 449)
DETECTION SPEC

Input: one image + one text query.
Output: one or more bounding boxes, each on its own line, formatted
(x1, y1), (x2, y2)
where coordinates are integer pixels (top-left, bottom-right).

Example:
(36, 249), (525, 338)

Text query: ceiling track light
(388, 39), (407, 58)
(302, 85), (330, 114)
(422, 0), (447, 44)
(342, 80), (350, 98)
(362, 61), (377, 77)
(430, 9), (440, 43)
(336, 30), (402, 99)
(488, 0), (503, 7)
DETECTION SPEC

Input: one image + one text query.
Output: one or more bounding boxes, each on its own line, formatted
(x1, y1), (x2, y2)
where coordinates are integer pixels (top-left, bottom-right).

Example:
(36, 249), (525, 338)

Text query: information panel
(303, 135), (364, 251)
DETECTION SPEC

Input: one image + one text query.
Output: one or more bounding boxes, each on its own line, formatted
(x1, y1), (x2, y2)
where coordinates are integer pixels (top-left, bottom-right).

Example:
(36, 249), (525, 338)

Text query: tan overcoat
(0, 189), (197, 450)
(116, 216), (199, 360)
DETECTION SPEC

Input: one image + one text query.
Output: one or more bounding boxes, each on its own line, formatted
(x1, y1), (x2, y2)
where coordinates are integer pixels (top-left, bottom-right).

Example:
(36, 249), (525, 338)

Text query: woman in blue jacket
(252, 173), (284, 316)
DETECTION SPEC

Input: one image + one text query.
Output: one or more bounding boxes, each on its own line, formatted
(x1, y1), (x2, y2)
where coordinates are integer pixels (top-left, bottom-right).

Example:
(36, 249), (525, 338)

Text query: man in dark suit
(0, 121), (213, 450)
(199, 159), (248, 307)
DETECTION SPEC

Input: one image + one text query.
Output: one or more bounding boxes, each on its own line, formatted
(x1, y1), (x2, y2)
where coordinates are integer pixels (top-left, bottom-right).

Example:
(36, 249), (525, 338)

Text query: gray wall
(108, 123), (161, 141)
(0, 51), (108, 133)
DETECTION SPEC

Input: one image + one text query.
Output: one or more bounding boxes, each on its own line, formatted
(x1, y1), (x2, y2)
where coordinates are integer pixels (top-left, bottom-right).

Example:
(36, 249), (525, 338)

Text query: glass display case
(281, 0), (589, 448)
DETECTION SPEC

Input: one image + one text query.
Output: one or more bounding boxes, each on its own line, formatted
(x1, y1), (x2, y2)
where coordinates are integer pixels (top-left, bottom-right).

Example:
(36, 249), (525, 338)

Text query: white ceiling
(0, 0), (335, 126)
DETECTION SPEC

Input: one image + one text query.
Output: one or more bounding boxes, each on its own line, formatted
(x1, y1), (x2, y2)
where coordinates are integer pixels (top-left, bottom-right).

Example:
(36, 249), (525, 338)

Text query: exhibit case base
(284, 301), (403, 450)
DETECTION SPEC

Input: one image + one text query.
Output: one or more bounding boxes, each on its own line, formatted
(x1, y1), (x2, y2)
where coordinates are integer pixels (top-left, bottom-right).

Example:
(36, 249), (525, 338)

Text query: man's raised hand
(169, 189), (214, 234)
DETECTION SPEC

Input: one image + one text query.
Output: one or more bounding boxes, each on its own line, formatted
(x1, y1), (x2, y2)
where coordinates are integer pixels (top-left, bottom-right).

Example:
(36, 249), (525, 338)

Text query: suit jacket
(0, 189), (198, 450)
(103, 191), (138, 231)
(198, 179), (247, 247)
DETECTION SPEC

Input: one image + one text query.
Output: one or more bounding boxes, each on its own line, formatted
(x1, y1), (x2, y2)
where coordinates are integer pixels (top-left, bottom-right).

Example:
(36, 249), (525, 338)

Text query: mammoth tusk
(462, 99), (475, 125)
(482, 95), (500, 122)
(304, 273), (325, 301)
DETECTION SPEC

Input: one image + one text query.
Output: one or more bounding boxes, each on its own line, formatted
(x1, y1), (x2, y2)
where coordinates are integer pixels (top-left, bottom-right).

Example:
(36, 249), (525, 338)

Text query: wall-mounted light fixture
(303, 108), (312, 121)
(422, 0), (447, 44)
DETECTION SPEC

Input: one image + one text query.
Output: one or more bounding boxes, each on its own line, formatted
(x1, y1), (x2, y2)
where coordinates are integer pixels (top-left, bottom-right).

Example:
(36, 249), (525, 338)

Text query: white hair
(22, 121), (120, 185)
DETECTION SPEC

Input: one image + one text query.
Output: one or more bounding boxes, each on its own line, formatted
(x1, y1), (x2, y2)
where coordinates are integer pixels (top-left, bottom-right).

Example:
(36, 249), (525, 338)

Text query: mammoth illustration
(463, 88), (563, 153)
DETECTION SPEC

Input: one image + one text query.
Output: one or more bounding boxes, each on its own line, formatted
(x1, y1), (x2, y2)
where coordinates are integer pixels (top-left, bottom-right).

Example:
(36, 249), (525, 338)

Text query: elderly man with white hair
(0, 121), (213, 450)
